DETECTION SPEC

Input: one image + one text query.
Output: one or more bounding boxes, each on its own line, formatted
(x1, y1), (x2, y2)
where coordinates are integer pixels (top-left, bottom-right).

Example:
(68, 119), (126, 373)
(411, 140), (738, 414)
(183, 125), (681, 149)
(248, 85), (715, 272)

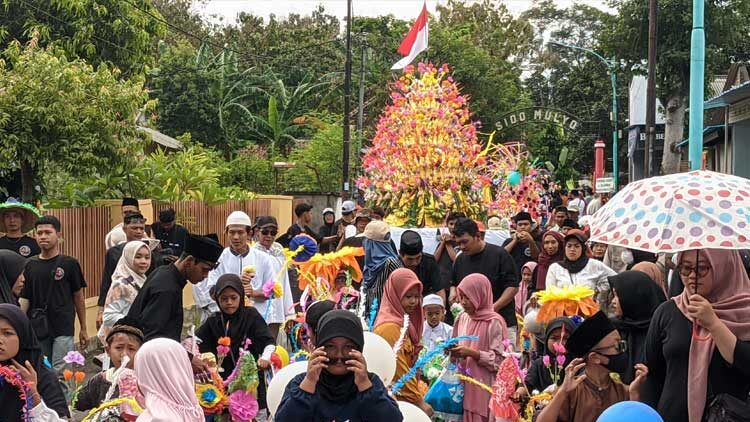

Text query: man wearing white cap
(334, 200), (357, 239)
(421, 294), (453, 351)
(192, 211), (275, 323)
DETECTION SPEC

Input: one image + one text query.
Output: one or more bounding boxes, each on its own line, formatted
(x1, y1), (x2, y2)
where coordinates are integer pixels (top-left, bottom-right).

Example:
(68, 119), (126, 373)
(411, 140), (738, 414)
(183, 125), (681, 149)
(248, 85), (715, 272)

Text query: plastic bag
(425, 364), (464, 419)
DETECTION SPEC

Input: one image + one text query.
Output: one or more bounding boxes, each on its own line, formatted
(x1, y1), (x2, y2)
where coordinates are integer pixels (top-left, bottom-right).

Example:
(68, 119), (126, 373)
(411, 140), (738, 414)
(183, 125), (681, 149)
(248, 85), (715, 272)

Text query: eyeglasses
(592, 339), (627, 354)
(323, 344), (356, 357)
(677, 264), (710, 278)
(261, 229), (278, 236)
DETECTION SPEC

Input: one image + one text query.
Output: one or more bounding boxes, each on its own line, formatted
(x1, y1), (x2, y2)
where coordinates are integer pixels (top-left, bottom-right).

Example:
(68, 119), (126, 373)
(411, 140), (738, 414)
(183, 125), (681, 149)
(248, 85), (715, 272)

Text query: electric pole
(342, 0), (353, 197)
(645, 0), (657, 178)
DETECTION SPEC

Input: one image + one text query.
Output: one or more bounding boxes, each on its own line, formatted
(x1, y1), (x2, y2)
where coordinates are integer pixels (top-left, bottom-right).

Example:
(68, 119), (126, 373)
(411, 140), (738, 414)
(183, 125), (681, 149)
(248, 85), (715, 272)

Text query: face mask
(601, 351), (629, 374)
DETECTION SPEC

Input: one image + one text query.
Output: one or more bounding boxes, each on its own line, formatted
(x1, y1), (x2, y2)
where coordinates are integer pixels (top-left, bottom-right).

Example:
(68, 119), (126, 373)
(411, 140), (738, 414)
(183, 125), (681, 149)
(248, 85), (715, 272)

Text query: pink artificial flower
(556, 354), (566, 367)
(552, 342), (566, 355)
(542, 355), (551, 367)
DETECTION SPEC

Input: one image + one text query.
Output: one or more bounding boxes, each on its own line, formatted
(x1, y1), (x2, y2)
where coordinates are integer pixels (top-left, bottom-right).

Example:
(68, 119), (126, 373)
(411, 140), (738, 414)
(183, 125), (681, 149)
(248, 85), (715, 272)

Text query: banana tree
(227, 74), (332, 155)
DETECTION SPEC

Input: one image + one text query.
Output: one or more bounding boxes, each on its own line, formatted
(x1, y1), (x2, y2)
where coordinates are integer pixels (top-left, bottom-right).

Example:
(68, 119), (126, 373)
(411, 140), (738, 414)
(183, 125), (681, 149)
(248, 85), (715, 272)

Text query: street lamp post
(549, 41), (619, 191)
(688, 0), (705, 170)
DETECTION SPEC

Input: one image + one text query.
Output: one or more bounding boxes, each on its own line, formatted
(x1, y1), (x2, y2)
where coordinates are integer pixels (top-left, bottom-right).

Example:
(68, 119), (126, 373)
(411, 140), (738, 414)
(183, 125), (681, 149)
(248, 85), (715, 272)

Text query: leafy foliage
(44, 142), (255, 207)
(0, 41), (148, 201)
(0, 0), (165, 76)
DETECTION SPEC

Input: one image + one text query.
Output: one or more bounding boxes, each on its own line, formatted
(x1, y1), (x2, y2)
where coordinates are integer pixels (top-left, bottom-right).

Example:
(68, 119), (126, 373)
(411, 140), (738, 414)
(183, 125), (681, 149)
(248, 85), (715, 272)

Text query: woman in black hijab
(275, 310), (402, 422)
(522, 317), (577, 395)
(608, 271), (667, 384)
(0, 251), (26, 304)
(0, 304), (69, 421)
(196, 274), (276, 407)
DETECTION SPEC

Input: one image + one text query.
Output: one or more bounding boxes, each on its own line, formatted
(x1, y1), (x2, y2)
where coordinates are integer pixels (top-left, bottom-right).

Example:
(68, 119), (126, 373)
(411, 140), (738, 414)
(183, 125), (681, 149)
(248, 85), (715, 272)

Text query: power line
(119, 0), (342, 71)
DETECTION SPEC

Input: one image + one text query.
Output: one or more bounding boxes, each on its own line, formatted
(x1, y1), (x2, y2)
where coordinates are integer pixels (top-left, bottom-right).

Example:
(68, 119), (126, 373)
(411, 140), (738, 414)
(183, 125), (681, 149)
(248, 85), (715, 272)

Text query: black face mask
(601, 351), (629, 374)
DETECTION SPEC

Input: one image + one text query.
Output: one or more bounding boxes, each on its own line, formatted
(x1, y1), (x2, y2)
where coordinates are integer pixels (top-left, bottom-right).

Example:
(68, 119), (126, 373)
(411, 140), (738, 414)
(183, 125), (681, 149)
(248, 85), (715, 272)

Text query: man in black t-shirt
(435, 211), (465, 291)
(399, 230), (446, 300)
(151, 207), (189, 257)
(0, 200), (41, 257)
(19, 215), (87, 372)
(503, 211), (540, 276)
(278, 203), (322, 247)
(450, 218), (519, 343)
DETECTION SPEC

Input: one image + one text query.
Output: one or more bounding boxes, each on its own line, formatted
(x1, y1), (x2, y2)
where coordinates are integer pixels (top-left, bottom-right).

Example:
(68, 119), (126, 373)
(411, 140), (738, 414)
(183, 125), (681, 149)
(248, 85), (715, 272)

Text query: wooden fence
(47, 199), (272, 300)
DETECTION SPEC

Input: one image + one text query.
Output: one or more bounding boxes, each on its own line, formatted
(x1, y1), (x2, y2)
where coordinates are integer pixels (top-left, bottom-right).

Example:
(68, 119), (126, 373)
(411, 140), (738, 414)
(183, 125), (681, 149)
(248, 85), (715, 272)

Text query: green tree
(606, 0), (750, 173)
(521, 1), (623, 181)
(0, 42), (148, 201)
(0, 0), (165, 76)
(285, 115), (344, 193)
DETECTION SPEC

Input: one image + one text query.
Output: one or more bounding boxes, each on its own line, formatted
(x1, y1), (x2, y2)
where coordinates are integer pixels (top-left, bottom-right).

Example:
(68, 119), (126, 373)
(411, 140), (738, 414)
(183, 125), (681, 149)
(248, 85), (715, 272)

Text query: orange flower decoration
(74, 371), (86, 383)
(218, 336), (231, 347)
(63, 369), (73, 381)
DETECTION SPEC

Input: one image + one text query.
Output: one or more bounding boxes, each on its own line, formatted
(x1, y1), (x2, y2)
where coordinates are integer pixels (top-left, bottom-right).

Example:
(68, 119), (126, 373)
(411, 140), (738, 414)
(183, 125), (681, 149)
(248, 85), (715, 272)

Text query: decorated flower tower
(357, 63), (491, 227)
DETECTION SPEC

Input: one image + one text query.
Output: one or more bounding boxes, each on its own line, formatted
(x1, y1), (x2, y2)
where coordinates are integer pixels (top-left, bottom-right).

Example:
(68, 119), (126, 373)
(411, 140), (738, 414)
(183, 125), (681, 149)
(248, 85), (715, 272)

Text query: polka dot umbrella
(589, 170), (750, 253)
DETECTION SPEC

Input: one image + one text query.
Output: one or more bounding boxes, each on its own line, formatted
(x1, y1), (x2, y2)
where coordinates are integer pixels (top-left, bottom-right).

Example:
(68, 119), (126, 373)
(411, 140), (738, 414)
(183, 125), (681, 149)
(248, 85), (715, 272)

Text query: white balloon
(363, 331), (397, 385)
(266, 361), (307, 416)
(397, 401), (431, 422)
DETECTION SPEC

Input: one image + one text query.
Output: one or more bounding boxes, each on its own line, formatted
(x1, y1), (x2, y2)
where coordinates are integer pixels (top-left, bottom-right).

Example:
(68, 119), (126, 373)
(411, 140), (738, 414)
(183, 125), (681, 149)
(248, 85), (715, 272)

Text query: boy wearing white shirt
(421, 294), (453, 350)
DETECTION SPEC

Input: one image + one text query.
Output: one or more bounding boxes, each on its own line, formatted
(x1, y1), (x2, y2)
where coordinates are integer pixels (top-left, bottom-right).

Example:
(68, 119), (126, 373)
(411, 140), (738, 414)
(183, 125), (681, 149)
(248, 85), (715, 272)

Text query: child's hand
(257, 358), (271, 370)
(346, 350), (372, 391)
(449, 345), (478, 360)
(303, 347), (328, 384)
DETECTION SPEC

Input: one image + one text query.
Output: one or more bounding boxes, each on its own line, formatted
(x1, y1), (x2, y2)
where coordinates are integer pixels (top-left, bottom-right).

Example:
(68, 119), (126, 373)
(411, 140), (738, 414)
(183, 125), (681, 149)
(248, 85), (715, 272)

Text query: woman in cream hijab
(98, 240), (152, 344)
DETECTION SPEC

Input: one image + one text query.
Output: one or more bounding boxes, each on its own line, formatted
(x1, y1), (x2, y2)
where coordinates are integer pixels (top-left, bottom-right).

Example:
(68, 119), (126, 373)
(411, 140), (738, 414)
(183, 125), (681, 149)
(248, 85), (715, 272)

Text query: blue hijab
(362, 238), (399, 289)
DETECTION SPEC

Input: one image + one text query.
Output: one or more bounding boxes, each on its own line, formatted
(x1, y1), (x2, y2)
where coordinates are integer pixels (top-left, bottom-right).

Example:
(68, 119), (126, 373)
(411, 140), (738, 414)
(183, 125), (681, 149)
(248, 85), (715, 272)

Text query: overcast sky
(195, 1), (613, 24)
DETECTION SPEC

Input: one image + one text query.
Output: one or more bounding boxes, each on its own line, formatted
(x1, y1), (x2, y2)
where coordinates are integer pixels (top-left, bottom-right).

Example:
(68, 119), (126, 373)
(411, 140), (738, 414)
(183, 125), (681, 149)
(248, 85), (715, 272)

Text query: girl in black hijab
(275, 310), (402, 422)
(522, 317), (577, 395)
(0, 303), (69, 421)
(608, 271), (666, 384)
(0, 250), (26, 304)
(196, 274), (275, 408)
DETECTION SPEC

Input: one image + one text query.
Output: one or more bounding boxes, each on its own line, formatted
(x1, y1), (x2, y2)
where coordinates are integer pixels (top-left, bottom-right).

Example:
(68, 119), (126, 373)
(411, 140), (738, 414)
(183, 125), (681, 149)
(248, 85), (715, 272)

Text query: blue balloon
(596, 401), (663, 422)
(507, 171), (522, 186)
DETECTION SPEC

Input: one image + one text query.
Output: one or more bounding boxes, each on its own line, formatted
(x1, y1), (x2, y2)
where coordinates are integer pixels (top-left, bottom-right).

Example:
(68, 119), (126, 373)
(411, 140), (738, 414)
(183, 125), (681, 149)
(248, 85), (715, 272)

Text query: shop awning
(676, 125), (724, 149)
(704, 81), (750, 110)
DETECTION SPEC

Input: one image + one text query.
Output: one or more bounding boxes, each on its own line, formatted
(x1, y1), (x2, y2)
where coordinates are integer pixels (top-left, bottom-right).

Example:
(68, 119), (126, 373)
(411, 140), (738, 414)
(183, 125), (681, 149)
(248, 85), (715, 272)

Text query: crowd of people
(0, 187), (749, 422)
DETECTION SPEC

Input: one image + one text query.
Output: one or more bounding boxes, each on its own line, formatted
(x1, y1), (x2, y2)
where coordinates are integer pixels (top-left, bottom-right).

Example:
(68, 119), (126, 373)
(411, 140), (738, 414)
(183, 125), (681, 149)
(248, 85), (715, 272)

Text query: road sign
(596, 177), (615, 193)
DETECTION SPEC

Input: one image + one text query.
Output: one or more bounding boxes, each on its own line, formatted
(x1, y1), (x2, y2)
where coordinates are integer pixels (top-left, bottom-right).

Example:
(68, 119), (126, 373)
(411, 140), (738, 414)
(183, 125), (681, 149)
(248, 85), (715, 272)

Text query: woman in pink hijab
(642, 249), (750, 422)
(450, 274), (508, 422)
(135, 338), (204, 422)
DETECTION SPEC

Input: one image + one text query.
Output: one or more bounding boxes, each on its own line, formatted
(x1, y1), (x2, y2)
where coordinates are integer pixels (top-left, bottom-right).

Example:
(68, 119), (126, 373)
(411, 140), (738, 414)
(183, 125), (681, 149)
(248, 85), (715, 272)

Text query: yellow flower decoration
(535, 285), (598, 324)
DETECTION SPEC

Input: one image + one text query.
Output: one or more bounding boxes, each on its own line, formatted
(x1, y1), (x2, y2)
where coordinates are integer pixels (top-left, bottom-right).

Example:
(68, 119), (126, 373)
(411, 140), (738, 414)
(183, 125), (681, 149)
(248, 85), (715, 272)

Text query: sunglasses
(592, 339), (628, 354)
(261, 229), (278, 236)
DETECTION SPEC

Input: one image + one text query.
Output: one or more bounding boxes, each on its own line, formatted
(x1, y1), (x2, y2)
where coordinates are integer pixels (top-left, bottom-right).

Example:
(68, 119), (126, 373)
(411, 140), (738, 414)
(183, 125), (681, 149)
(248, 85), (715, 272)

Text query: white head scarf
(112, 241), (150, 288)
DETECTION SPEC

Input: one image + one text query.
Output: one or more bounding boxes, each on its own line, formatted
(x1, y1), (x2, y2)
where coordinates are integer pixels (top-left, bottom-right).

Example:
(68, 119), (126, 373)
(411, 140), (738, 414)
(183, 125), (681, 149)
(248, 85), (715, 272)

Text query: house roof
(137, 126), (183, 150)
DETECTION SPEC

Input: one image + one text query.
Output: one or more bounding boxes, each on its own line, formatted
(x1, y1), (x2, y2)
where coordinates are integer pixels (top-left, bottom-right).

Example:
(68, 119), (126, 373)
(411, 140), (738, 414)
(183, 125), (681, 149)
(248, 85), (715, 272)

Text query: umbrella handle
(692, 322), (711, 341)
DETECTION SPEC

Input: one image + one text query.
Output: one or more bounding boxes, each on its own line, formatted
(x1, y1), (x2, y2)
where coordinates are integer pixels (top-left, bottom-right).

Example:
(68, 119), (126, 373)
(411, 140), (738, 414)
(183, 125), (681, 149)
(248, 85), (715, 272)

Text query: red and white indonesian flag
(391, 3), (429, 70)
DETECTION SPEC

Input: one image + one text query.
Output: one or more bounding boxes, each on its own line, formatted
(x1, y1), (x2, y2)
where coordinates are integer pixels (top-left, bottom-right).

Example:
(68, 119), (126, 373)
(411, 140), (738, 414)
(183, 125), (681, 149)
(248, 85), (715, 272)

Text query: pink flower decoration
(556, 354), (566, 366)
(542, 355), (551, 367)
(262, 279), (275, 298)
(229, 390), (259, 421)
(217, 345), (231, 356)
(552, 342), (566, 355)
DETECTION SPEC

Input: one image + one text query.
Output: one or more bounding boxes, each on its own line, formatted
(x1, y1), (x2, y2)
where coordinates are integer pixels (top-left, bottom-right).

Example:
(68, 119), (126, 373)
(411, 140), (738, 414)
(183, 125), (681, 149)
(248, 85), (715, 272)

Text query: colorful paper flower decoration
(535, 285), (599, 324)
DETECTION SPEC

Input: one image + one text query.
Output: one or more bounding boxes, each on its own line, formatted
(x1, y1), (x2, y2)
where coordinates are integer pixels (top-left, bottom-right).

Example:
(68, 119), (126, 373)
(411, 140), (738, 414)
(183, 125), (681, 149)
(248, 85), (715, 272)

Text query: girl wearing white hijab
(135, 338), (203, 422)
(98, 240), (151, 344)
